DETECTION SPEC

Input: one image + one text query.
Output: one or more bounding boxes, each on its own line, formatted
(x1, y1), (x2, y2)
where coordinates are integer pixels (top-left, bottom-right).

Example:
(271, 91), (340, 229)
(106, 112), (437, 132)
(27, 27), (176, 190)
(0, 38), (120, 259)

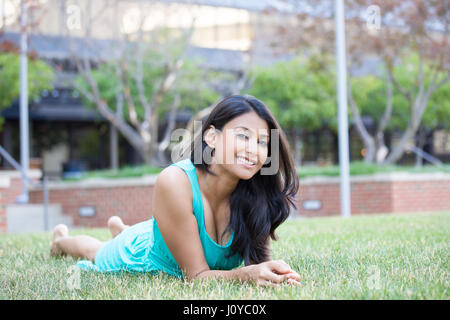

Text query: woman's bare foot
(50, 224), (69, 256)
(107, 216), (129, 238)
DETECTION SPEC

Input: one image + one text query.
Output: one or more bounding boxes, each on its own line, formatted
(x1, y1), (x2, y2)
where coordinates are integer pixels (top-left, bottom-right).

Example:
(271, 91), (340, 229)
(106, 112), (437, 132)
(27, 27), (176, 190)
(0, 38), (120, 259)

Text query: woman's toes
(107, 216), (123, 229)
(50, 224), (68, 256)
(108, 216), (128, 238)
(54, 224), (69, 238)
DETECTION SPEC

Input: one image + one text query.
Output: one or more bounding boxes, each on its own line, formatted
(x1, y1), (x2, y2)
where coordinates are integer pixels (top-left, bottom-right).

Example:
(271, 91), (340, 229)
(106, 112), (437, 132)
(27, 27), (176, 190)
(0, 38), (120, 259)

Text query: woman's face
(206, 111), (270, 180)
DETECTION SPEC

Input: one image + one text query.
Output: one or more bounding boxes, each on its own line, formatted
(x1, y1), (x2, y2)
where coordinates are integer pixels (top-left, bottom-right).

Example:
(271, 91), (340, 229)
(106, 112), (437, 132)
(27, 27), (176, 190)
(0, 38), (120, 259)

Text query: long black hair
(186, 94), (299, 266)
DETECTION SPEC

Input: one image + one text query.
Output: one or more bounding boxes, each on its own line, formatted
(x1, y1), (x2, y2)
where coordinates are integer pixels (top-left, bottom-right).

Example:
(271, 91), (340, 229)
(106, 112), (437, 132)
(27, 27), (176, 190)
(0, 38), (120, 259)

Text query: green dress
(75, 158), (243, 278)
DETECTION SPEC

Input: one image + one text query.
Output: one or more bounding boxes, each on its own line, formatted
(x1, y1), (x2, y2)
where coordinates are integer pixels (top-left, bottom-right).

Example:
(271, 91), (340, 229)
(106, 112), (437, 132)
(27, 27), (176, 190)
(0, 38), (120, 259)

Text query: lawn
(0, 211), (448, 299)
(62, 161), (450, 181)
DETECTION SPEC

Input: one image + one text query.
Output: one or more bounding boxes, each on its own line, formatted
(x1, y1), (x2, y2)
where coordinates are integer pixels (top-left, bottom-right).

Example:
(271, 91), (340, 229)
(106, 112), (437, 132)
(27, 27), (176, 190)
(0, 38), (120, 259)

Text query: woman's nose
(246, 138), (259, 154)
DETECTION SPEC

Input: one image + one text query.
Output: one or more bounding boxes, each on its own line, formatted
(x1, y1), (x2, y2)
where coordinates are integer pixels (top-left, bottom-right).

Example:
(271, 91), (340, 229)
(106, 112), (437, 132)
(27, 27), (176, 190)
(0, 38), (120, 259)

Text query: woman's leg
(107, 216), (129, 238)
(50, 224), (104, 262)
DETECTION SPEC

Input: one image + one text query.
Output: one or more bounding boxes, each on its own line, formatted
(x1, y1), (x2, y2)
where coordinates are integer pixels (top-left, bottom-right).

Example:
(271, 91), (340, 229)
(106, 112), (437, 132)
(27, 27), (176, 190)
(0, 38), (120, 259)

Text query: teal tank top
(149, 158), (243, 277)
(75, 158), (243, 278)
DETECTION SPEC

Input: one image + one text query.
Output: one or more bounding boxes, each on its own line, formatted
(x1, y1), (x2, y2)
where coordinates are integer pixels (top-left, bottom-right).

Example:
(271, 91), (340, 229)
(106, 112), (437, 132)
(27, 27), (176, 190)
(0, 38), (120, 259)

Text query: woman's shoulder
(157, 164), (189, 184)
(155, 164), (192, 199)
(152, 164), (195, 222)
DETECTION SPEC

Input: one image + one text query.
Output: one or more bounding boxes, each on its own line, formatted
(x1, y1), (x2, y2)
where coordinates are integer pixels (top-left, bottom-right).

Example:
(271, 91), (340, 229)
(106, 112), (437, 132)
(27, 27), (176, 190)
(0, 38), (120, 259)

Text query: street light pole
(17, 0), (29, 204)
(335, 0), (351, 217)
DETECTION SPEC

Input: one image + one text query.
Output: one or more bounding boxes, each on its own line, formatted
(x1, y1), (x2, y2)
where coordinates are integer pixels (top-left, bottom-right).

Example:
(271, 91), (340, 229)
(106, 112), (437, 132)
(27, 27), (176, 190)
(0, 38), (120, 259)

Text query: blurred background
(0, 0), (449, 232)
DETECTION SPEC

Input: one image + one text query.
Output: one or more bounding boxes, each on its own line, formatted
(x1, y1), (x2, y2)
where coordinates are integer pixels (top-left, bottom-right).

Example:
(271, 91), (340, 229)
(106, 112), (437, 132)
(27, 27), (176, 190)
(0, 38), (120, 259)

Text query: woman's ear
(204, 125), (218, 149)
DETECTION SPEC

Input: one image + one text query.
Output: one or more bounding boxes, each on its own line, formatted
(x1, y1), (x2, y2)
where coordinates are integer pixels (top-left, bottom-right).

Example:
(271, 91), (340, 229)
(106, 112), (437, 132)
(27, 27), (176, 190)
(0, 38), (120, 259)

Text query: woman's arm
(153, 167), (300, 285)
(152, 167), (212, 280)
(194, 260), (301, 286)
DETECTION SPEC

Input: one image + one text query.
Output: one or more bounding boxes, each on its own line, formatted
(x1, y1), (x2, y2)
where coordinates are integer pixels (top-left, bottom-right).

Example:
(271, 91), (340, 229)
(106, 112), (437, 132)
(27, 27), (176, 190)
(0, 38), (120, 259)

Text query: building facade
(1, 0), (449, 179)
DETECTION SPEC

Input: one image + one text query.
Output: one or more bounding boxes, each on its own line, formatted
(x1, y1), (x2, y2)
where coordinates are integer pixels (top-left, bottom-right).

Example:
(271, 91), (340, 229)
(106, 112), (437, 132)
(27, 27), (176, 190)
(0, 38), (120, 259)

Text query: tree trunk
(141, 147), (160, 167)
(384, 127), (415, 165)
(347, 82), (376, 163)
(375, 131), (389, 164)
(109, 123), (119, 170)
(364, 138), (376, 164)
(414, 127), (427, 167)
(383, 60), (449, 165)
(294, 133), (302, 166)
(289, 128), (301, 166)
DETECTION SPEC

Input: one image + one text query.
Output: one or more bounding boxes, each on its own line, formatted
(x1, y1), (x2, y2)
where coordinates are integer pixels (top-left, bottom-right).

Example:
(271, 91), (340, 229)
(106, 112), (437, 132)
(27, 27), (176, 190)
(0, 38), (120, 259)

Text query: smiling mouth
(236, 156), (256, 166)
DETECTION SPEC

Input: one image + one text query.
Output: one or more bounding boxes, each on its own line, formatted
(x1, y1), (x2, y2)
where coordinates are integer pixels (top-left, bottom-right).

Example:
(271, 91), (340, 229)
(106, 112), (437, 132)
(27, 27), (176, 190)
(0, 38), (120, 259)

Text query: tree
(0, 0), (54, 132)
(245, 54), (337, 164)
(0, 49), (54, 131)
(267, 0), (450, 164)
(74, 42), (222, 164)
(65, 1), (232, 166)
(350, 55), (450, 164)
(346, 0), (449, 164)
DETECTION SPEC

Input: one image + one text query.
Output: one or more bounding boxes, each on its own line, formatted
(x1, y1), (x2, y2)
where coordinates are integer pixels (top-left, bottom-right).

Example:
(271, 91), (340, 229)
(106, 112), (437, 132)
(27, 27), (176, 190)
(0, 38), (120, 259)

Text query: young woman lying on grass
(50, 94), (301, 287)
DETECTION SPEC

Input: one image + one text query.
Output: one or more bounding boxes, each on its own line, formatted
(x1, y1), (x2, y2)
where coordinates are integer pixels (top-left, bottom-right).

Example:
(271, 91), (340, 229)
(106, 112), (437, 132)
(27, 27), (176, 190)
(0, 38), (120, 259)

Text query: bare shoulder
(156, 165), (191, 188)
(152, 165), (193, 217)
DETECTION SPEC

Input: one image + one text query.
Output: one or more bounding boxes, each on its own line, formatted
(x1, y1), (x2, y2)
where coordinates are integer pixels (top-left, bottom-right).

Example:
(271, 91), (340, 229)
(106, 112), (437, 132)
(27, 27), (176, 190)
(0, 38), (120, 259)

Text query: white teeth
(237, 156), (255, 165)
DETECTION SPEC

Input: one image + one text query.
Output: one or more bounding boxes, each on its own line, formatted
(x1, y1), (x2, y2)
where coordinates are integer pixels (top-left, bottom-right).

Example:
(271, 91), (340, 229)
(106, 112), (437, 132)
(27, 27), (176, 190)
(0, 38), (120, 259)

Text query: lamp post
(335, 0), (351, 217)
(17, 0), (29, 204)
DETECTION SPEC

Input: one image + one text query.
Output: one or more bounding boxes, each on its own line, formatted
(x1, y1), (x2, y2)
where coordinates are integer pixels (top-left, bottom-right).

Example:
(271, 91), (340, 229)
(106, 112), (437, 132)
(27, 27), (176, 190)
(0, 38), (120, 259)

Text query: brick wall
(0, 177), (10, 233)
(297, 178), (394, 217)
(297, 173), (450, 217)
(1, 172), (448, 232)
(391, 179), (450, 213)
(28, 176), (157, 228)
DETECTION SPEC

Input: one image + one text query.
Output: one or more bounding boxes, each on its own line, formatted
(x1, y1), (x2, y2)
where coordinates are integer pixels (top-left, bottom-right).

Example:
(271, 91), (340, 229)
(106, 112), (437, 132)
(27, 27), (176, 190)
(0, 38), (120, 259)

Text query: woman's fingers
(262, 269), (300, 284)
(268, 271), (302, 285)
(257, 273), (301, 287)
(267, 260), (292, 275)
(261, 268), (287, 283)
(286, 270), (301, 281)
(250, 261), (302, 287)
(256, 278), (277, 287)
(287, 278), (302, 286)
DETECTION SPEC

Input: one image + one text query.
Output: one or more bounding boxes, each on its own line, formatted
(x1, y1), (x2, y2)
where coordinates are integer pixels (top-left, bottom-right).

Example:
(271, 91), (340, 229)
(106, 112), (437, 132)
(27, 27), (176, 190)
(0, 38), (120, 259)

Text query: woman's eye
(259, 141), (268, 146)
(237, 133), (249, 139)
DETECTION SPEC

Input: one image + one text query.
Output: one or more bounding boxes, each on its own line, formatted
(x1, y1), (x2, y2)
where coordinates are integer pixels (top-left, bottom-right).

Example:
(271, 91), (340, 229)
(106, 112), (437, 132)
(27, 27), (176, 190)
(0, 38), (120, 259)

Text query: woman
(50, 94), (301, 286)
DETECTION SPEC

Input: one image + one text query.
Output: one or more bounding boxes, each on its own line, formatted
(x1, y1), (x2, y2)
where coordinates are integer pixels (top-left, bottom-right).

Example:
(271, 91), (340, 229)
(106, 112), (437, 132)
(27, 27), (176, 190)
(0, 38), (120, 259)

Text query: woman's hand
(243, 260), (301, 287)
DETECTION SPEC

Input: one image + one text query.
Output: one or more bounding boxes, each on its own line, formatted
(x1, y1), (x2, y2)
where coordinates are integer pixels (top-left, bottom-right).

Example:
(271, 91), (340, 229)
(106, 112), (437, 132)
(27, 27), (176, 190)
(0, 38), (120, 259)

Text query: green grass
(63, 164), (163, 181)
(0, 211), (448, 299)
(297, 162), (450, 178)
(63, 161), (450, 181)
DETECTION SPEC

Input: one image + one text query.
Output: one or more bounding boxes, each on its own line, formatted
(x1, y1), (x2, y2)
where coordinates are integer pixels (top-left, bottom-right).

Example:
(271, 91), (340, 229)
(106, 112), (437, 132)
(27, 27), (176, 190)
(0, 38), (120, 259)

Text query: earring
(211, 147), (216, 164)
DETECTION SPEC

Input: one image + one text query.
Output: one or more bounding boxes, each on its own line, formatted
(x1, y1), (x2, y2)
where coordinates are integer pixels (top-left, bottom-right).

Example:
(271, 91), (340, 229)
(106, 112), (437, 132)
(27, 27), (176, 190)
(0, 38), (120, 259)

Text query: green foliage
(246, 54), (337, 132)
(351, 54), (450, 131)
(350, 75), (387, 123)
(0, 53), (54, 129)
(63, 163), (163, 181)
(61, 160), (450, 181)
(74, 45), (221, 122)
(246, 52), (448, 137)
(297, 161), (450, 178)
(155, 57), (224, 117)
(428, 82), (450, 130)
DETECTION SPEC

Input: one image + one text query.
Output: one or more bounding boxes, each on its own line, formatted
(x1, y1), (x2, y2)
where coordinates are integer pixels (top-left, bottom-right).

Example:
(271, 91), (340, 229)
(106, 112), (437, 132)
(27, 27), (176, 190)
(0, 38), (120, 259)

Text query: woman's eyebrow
(234, 126), (269, 138)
